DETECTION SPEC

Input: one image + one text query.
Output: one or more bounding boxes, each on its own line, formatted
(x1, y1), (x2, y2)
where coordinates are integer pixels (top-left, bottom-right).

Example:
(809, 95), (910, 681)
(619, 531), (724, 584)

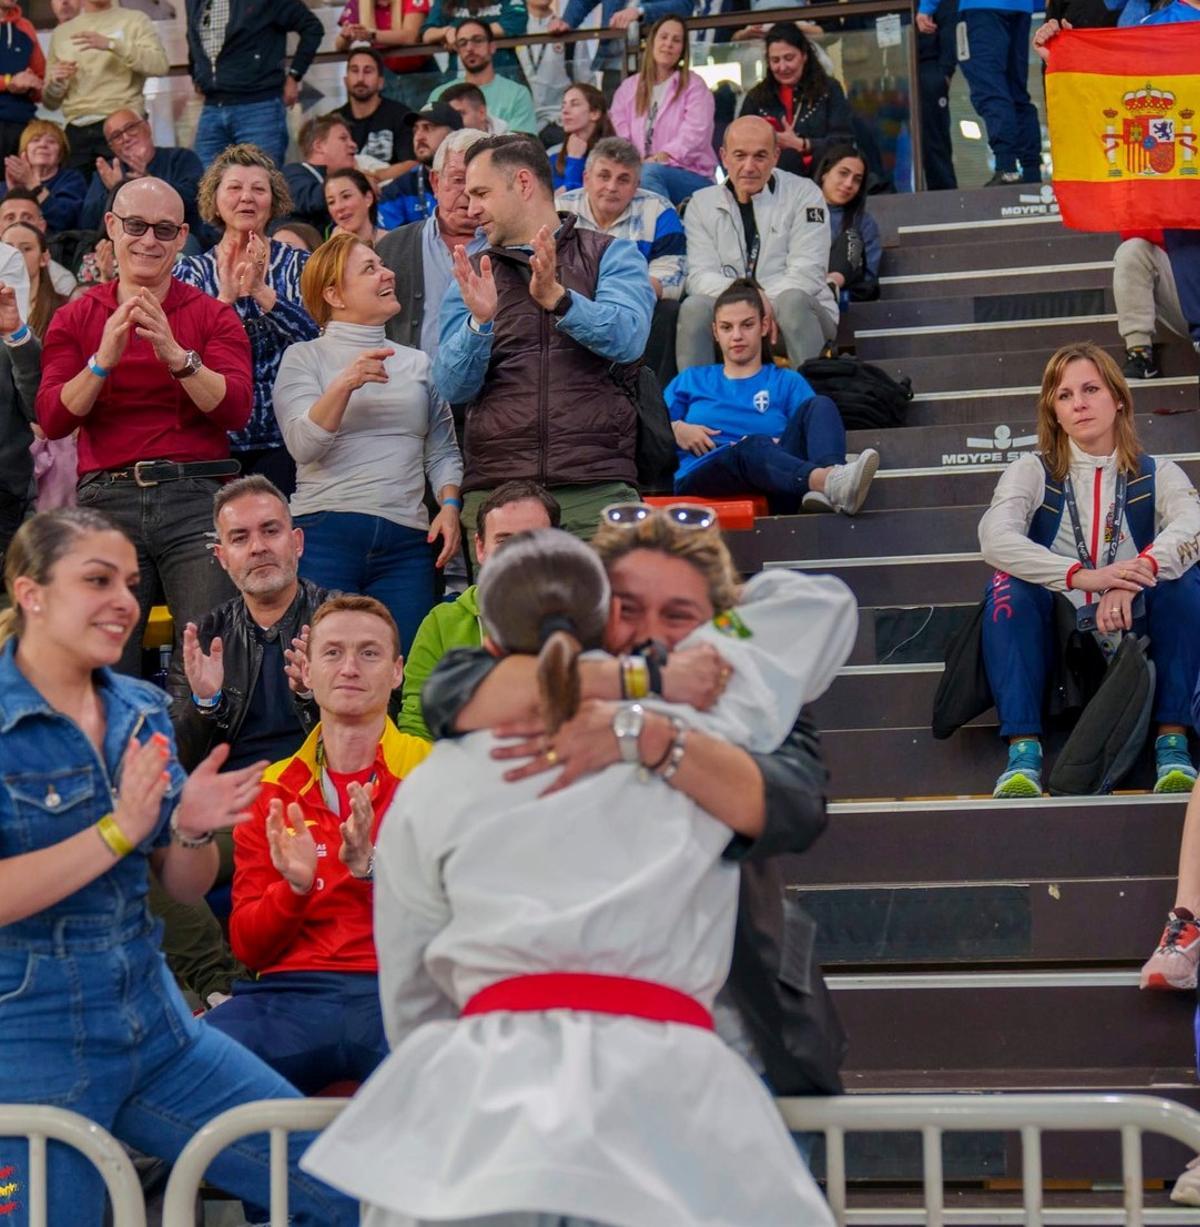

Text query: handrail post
(825, 1125), (847, 1227)
(922, 1125), (944, 1227)
(1020, 1124), (1044, 1227)
(1122, 1124), (1144, 1227)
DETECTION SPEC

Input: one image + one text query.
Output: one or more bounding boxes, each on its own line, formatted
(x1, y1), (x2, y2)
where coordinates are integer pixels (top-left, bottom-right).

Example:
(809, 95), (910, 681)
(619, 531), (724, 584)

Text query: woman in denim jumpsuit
(0, 508), (356, 1226)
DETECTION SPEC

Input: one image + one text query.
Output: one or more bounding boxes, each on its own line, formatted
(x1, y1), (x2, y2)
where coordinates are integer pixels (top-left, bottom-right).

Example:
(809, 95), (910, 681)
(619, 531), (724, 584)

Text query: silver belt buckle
(133, 461), (161, 488)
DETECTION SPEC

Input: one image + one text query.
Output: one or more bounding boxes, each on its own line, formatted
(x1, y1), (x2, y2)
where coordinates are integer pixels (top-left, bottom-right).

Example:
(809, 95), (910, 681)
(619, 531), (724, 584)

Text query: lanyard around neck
(1062, 468), (1127, 570)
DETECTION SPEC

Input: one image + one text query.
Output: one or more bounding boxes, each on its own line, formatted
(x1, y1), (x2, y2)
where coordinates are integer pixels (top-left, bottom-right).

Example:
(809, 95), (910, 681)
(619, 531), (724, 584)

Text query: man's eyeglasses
(455, 34), (489, 46)
(106, 118), (146, 146)
(112, 213), (184, 241)
(601, 502), (717, 530)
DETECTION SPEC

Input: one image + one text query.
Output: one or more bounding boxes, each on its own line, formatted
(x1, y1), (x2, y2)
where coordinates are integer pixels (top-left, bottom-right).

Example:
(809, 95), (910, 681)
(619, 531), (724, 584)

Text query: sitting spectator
(816, 142), (881, 305)
(176, 144), (319, 496)
(378, 126), (487, 359)
(186, 0), (323, 170)
(739, 23), (855, 179)
(0, 0), (45, 164)
(207, 594), (431, 1093)
(35, 177), (253, 674)
(274, 233), (463, 655)
(325, 167), (386, 245)
(421, 0), (527, 85)
(272, 219), (324, 253)
(1, 119), (86, 232)
(677, 116), (837, 371)
(2, 221), (65, 338)
(978, 342), (1200, 799)
(667, 279), (878, 514)
(548, 82), (613, 192)
(334, 48), (416, 185)
(423, 18), (538, 135)
(1114, 234), (1188, 381)
(0, 190), (76, 295)
(336, 0), (438, 112)
(0, 280), (43, 565)
(558, 135), (686, 387)
(516, 0), (571, 139)
(610, 16), (716, 206)
(398, 478), (559, 739)
(42, 2), (168, 175)
(433, 135), (654, 543)
(80, 109), (205, 237)
(547, 0), (690, 75)
(377, 101), (462, 228)
(442, 80), (510, 134)
(284, 114), (359, 233)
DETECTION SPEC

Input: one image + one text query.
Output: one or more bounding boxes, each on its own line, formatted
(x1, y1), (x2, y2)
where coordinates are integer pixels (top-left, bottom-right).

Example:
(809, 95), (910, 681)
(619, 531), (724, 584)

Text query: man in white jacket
(676, 116), (838, 371)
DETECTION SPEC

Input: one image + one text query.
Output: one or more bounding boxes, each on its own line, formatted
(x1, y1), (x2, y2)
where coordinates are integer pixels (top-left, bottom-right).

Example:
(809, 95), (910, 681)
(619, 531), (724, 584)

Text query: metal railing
(779, 1093), (1200, 1226)
(0, 1105), (146, 1227)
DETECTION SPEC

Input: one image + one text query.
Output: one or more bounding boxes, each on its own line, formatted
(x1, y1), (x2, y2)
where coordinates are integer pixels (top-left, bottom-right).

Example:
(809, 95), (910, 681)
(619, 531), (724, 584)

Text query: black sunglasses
(112, 213), (184, 241)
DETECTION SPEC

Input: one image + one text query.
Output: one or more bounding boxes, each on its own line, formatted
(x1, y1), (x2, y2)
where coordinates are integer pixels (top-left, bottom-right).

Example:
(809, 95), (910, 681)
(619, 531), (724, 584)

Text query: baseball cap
(404, 102), (465, 131)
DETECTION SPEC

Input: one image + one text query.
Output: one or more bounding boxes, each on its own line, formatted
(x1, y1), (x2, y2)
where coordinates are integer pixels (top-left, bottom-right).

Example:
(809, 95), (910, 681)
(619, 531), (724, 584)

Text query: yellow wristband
(623, 657), (649, 700)
(97, 813), (134, 859)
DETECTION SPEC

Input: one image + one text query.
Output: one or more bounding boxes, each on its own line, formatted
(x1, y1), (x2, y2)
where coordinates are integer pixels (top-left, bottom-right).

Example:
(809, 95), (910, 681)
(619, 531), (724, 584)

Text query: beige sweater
(44, 4), (168, 124)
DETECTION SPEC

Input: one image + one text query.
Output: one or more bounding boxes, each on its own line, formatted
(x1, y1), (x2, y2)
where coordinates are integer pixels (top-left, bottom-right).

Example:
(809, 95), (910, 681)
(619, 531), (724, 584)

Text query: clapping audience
(325, 167), (387, 245)
(2, 119), (86, 233)
(549, 82), (615, 192)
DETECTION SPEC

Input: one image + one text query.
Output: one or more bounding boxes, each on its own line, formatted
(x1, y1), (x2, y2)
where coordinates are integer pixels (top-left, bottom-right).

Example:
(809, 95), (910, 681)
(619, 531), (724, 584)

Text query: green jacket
(398, 585), (484, 741)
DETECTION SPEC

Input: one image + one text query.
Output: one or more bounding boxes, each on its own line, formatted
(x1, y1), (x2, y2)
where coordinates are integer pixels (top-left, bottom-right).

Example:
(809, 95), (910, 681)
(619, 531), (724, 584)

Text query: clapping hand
(284, 626), (311, 695)
(7, 70), (41, 94)
(130, 289), (187, 369)
(452, 246), (497, 327)
(266, 798), (318, 894)
(95, 294), (139, 369)
(175, 743), (267, 840)
(95, 156), (126, 191)
(182, 622), (223, 701)
(338, 780), (376, 878)
(111, 733), (173, 847)
(529, 225), (565, 311)
(0, 282), (23, 336)
(4, 155), (36, 191)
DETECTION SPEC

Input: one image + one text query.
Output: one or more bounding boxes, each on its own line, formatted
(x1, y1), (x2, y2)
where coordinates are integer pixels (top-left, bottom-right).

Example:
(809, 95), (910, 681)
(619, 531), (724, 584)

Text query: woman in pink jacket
(610, 15), (716, 205)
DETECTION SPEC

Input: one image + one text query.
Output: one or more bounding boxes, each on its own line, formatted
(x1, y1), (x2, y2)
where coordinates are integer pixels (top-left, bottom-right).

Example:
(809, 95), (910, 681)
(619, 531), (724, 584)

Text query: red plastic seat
(644, 494), (767, 532)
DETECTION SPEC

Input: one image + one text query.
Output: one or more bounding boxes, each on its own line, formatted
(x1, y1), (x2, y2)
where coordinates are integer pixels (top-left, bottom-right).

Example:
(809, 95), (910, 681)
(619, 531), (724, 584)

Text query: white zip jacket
(978, 442), (1200, 609)
(683, 168), (838, 335)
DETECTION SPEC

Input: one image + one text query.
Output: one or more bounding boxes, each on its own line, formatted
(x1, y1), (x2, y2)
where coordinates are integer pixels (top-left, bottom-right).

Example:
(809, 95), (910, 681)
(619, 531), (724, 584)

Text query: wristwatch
(612, 702), (645, 764)
(170, 349), (202, 379)
(551, 289), (572, 318)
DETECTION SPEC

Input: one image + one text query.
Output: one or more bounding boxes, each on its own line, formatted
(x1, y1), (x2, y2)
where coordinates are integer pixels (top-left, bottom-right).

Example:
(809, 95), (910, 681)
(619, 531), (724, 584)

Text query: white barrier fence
(0, 1105), (147, 1227)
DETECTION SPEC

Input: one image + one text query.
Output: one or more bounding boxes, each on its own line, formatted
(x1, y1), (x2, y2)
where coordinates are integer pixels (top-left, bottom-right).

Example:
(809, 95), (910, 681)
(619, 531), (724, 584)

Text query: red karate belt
(461, 972), (714, 1030)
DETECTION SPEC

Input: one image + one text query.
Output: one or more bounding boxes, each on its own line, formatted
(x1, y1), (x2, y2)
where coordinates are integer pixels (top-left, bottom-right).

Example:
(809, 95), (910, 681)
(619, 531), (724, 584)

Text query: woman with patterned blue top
(0, 508), (356, 1226)
(175, 144), (319, 497)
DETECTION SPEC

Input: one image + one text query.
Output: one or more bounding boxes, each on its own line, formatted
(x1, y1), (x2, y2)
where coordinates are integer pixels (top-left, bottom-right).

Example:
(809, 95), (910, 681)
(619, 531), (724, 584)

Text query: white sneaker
(823, 448), (880, 515)
(801, 490), (834, 513)
(1171, 1154), (1200, 1206)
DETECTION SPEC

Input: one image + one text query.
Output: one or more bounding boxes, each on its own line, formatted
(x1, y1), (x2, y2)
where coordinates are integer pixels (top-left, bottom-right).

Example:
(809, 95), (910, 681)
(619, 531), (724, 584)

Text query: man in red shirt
(35, 176), (253, 674)
(207, 594), (432, 1092)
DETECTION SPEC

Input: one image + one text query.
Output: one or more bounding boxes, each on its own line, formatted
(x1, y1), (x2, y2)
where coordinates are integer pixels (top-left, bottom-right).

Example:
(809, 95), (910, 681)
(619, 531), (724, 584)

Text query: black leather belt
(87, 459), (242, 488)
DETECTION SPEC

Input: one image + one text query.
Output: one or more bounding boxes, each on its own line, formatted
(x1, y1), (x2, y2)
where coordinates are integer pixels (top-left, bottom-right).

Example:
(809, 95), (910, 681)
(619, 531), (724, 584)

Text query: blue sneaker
(993, 739), (1043, 799)
(1155, 734), (1197, 794)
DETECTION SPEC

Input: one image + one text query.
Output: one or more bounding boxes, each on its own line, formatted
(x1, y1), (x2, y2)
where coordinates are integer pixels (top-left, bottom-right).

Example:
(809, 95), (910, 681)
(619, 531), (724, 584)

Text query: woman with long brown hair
(302, 526), (835, 1226)
(978, 341), (1200, 799)
(548, 82), (614, 192)
(610, 15), (716, 205)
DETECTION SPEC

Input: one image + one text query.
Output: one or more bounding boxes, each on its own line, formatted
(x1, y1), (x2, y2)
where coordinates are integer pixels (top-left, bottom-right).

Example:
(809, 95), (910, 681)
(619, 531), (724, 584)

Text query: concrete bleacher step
(880, 233), (1119, 280)
(815, 664), (951, 731)
(856, 314), (1123, 361)
(879, 263), (1113, 303)
(869, 183), (1066, 243)
(850, 286), (1115, 331)
(906, 380), (1199, 427)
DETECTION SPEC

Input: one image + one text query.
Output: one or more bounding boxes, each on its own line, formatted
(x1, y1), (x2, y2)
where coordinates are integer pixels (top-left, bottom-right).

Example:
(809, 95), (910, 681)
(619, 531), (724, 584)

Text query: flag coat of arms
(1047, 25), (1200, 230)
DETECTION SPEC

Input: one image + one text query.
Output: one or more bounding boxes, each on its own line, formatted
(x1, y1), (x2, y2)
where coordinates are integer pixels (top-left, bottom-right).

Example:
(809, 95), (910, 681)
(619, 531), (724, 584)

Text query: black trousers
(64, 120), (112, 179)
(920, 60), (958, 191)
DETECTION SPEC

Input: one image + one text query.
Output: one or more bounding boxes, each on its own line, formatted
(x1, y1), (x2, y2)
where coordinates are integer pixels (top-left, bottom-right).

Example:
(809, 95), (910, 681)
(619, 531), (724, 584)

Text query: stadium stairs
(727, 184), (1200, 1204)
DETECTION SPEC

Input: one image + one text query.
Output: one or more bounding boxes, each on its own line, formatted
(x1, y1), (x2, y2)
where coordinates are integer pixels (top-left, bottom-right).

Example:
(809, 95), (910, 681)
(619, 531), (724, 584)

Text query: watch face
(613, 705), (644, 739)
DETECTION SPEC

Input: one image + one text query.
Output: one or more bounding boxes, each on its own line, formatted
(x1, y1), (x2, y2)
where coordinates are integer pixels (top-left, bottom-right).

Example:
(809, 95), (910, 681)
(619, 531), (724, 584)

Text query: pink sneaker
(1140, 908), (1200, 991)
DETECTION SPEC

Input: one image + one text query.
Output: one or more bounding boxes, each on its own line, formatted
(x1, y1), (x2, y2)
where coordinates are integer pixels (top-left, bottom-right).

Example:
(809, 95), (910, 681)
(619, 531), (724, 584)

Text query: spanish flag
(1047, 24), (1200, 230)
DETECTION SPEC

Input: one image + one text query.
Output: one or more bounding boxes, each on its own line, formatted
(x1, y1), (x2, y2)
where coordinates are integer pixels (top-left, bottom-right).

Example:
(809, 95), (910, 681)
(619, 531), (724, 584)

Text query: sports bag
(799, 355), (913, 430)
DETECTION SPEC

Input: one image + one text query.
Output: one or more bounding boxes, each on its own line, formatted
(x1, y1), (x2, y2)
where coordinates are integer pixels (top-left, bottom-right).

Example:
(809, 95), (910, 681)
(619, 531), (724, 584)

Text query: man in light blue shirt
(433, 134), (654, 545)
(424, 19), (539, 135)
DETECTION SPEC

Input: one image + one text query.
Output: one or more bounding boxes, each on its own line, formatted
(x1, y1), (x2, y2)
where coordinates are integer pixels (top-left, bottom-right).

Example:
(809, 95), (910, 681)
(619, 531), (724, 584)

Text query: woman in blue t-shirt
(665, 280), (880, 514)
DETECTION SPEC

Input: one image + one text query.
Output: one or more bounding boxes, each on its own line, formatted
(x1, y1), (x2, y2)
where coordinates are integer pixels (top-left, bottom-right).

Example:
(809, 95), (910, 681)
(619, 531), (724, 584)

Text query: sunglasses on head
(112, 213), (184, 241)
(601, 502), (717, 530)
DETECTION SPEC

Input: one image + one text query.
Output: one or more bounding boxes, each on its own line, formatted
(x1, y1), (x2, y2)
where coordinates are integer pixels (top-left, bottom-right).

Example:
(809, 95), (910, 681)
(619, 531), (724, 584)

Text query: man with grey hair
(558, 135), (687, 384)
(377, 125), (489, 360)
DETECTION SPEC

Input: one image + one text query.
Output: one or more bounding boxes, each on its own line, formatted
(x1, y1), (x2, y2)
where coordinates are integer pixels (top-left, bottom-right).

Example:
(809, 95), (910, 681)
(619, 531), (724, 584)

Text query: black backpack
(610, 362), (677, 495)
(799, 355), (914, 430)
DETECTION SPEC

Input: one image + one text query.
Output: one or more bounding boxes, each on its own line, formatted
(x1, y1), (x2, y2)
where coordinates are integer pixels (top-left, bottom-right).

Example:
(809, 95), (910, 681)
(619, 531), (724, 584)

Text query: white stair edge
(827, 970), (1139, 991)
(874, 454), (1200, 480)
(828, 793), (1183, 815)
(835, 1211), (1195, 1225)
(856, 314), (1117, 340)
(764, 552), (983, 571)
(896, 213), (1066, 236)
(881, 261), (1113, 286)
(917, 376), (1196, 402)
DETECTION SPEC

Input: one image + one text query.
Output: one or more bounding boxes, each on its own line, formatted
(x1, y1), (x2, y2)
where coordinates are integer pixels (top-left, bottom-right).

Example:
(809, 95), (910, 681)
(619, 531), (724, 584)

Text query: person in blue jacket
(665, 278), (879, 515)
(815, 143), (881, 305)
(0, 507), (357, 1227)
(919, 0), (1040, 184)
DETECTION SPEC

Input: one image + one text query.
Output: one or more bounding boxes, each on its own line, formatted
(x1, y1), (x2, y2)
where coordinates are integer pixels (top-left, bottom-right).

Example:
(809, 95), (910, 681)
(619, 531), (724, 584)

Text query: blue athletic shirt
(664, 363), (817, 480)
(1140, 1), (1200, 22)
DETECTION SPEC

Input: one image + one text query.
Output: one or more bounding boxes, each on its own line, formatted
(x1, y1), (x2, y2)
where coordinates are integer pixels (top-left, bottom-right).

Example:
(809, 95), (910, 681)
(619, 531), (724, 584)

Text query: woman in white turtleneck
(273, 233), (463, 657)
(977, 341), (1200, 801)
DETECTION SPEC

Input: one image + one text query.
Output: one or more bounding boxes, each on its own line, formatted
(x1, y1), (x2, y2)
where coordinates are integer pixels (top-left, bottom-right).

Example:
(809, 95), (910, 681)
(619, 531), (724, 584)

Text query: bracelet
(3, 322), (28, 346)
(442, 496), (463, 511)
(643, 716), (678, 771)
(191, 690), (222, 710)
(350, 849), (375, 881)
(96, 813), (134, 858)
(658, 721), (689, 783)
(642, 651), (663, 696)
(87, 353), (110, 379)
(620, 655), (649, 701)
(170, 813), (215, 848)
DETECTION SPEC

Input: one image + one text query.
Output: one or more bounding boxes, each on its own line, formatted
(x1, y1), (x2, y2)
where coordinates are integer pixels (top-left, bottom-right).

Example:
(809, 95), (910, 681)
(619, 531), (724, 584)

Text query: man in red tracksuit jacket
(205, 594), (432, 1092)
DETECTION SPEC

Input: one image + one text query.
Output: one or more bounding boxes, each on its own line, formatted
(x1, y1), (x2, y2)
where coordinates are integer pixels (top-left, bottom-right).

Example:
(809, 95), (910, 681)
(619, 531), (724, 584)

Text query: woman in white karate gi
(303, 528), (837, 1227)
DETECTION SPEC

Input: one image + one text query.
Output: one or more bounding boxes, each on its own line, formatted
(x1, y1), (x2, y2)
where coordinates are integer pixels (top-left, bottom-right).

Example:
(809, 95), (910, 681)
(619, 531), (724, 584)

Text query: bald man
(676, 115), (839, 372)
(35, 178), (254, 674)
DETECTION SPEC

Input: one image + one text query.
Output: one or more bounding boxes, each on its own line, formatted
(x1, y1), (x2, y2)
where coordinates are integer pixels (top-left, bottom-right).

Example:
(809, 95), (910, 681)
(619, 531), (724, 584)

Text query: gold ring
(545, 748), (558, 766)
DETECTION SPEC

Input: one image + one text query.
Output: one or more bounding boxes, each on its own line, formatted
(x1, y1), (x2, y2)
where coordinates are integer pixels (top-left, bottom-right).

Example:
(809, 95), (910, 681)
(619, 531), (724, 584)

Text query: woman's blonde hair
(477, 528), (612, 736)
(299, 232), (366, 328)
(634, 15), (690, 117)
(591, 509), (741, 614)
(197, 144), (293, 228)
(0, 509), (123, 649)
(1036, 341), (1142, 481)
(19, 119), (69, 164)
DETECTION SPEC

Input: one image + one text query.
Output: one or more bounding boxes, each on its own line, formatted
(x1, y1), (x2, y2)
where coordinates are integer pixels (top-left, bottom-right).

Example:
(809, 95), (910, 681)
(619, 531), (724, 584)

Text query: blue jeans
(1164, 229), (1200, 344)
(195, 98), (289, 169)
(296, 511), (438, 659)
(982, 568), (1200, 738)
(674, 394), (846, 514)
(205, 971), (388, 1094)
(0, 913), (356, 1227)
(958, 9), (1040, 176)
(638, 162), (713, 206)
